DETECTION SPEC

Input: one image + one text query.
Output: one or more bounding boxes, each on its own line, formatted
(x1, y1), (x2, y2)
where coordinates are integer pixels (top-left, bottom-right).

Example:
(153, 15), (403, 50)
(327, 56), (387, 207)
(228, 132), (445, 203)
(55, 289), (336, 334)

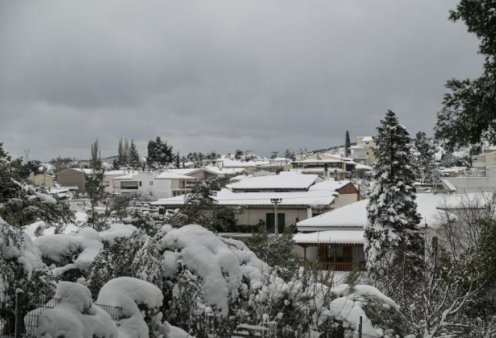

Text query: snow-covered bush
(0, 217), (55, 335)
(31, 281), (118, 338)
(23, 219), (402, 336)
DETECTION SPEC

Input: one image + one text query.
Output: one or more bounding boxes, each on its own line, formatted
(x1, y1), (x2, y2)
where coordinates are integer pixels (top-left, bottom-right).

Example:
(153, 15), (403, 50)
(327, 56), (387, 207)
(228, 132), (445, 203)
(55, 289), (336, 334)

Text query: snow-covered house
(351, 136), (376, 166)
(292, 153), (354, 180)
(55, 168), (93, 193)
(111, 171), (195, 199)
(103, 170), (132, 193)
(153, 172), (359, 232)
(439, 166), (496, 193)
(294, 193), (494, 271)
(31, 172), (55, 188)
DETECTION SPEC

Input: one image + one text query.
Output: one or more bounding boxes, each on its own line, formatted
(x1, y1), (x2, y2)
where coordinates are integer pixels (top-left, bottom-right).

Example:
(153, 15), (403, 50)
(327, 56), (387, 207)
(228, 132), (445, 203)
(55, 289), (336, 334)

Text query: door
(266, 213), (286, 233)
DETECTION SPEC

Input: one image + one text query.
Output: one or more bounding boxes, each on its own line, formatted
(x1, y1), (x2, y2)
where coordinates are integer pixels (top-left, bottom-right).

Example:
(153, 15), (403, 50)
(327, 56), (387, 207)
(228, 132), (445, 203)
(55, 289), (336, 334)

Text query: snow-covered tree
(365, 110), (424, 287)
(115, 138), (130, 169)
(414, 131), (435, 183)
(128, 139), (141, 169)
(146, 137), (173, 169)
(86, 140), (105, 228)
(0, 143), (73, 227)
(344, 130), (351, 157)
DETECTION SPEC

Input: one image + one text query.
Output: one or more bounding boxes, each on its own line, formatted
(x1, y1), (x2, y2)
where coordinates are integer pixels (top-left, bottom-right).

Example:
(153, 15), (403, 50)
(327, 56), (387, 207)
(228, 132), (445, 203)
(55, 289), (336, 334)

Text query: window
(266, 213), (285, 233)
(121, 181), (138, 190)
(139, 181), (142, 187)
(150, 181), (153, 186)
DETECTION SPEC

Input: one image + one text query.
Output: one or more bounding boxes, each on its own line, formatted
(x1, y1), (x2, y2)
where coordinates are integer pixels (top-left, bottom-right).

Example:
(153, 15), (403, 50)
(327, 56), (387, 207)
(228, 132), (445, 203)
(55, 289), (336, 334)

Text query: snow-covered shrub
(245, 224), (299, 280)
(329, 284), (402, 337)
(87, 229), (164, 297)
(0, 217), (55, 335)
(96, 277), (165, 337)
(31, 281), (119, 338)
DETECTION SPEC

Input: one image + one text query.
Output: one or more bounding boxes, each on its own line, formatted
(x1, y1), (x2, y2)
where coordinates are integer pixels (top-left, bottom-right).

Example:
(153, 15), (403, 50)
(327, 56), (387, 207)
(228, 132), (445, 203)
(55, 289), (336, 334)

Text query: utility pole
(270, 198), (282, 235)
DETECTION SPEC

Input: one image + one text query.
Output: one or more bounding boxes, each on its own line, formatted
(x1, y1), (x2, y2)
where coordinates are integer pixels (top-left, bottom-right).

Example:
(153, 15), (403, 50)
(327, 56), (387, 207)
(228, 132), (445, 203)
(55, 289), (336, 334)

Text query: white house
(153, 172), (360, 232)
(111, 171), (195, 200)
(294, 193), (494, 271)
(440, 166), (496, 193)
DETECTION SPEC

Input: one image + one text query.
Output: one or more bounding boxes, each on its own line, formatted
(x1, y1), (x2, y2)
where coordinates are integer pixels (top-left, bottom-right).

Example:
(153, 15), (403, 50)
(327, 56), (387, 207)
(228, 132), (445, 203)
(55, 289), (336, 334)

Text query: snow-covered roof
(308, 180), (351, 192)
(155, 170), (196, 180)
(293, 230), (364, 245)
(298, 200), (368, 229)
(167, 168), (220, 176)
(229, 172), (319, 191)
(354, 163), (373, 171)
(73, 168), (94, 175)
(152, 188), (335, 207)
(104, 170), (128, 176)
(297, 193), (494, 230)
(205, 166), (245, 175)
(219, 158), (269, 168)
(292, 168), (348, 174)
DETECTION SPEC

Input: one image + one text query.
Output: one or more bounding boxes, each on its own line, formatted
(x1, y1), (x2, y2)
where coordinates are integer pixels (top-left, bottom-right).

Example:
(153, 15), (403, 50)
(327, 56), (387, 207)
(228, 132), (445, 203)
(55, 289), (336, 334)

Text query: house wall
(447, 169), (496, 192)
(33, 174), (55, 187)
(485, 152), (496, 168)
(104, 173), (126, 193)
(56, 169), (86, 192)
(152, 179), (173, 199)
(333, 193), (359, 209)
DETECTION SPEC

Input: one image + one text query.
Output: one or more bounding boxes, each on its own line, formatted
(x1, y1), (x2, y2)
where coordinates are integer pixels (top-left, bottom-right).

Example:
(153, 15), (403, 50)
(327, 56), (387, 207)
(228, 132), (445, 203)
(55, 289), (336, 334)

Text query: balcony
(301, 260), (366, 271)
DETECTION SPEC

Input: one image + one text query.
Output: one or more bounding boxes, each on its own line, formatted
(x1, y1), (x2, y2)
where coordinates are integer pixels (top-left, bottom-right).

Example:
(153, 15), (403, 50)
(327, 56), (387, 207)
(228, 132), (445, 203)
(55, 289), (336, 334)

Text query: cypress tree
(344, 130), (351, 157)
(414, 131), (435, 183)
(365, 110), (424, 285)
(86, 140), (105, 228)
(128, 140), (141, 170)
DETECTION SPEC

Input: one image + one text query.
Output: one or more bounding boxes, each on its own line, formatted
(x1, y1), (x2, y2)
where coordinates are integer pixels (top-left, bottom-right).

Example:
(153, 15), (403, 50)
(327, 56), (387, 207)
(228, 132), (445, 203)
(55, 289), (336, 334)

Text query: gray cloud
(0, 0), (484, 160)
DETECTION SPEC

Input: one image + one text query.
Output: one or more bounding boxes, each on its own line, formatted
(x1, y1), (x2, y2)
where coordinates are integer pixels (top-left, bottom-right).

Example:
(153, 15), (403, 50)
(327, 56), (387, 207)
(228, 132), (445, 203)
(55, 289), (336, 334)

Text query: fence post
(358, 316), (362, 338)
(15, 289), (24, 338)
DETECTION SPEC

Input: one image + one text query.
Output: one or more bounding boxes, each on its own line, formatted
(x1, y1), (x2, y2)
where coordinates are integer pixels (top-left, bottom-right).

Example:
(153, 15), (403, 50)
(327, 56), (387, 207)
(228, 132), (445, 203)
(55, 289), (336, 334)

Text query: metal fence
(1, 290), (121, 338)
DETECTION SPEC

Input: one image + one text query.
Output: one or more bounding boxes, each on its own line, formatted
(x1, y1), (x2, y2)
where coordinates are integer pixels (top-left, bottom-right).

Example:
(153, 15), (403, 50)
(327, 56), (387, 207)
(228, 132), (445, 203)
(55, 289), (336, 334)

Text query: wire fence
(0, 291), (121, 338)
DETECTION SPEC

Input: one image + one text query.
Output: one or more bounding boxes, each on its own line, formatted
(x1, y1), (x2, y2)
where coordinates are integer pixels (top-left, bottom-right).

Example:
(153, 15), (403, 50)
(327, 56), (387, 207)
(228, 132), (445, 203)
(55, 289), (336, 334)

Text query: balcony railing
(301, 260), (366, 271)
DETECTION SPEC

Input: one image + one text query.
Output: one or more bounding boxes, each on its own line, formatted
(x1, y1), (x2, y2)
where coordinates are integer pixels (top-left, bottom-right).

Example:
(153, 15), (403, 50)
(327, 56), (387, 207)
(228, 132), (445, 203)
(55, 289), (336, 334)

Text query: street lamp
(270, 198), (282, 235)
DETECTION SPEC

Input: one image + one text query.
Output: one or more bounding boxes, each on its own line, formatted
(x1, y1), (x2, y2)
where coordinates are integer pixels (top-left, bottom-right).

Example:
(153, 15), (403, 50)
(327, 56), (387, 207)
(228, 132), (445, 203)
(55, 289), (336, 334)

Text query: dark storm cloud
(0, 0), (484, 160)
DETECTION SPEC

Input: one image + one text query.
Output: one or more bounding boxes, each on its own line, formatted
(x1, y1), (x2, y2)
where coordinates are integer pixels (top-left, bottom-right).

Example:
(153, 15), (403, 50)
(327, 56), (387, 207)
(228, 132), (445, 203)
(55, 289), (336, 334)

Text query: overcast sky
(0, 0), (484, 161)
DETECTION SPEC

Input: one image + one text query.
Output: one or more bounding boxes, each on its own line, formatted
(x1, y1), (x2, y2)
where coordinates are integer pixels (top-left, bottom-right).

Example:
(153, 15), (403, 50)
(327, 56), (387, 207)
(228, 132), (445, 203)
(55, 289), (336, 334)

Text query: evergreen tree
(365, 110), (424, 286)
(146, 137), (173, 169)
(128, 140), (141, 169)
(234, 149), (243, 160)
(175, 152), (180, 169)
(435, 0), (496, 151)
(116, 139), (124, 169)
(413, 131), (435, 183)
(284, 149), (296, 161)
(344, 130), (351, 157)
(86, 140), (105, 227)
(0, 143), (73, 227)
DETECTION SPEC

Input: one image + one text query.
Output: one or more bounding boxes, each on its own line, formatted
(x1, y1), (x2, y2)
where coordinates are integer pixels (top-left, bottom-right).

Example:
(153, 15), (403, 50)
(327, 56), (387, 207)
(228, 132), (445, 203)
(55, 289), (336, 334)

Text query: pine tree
(123, 139), (129, 166)
(116, 139), (124, 169)
(146, 137), (173, 169)
(414, 131), (435, 183)
(86, 140), (105, 228)
(365, 110), (424, 286)
(128, 140), (141, 169)
(435, 0), (496, 151)
(0, 143), (73, 227)
(345, 130), (351, 157)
